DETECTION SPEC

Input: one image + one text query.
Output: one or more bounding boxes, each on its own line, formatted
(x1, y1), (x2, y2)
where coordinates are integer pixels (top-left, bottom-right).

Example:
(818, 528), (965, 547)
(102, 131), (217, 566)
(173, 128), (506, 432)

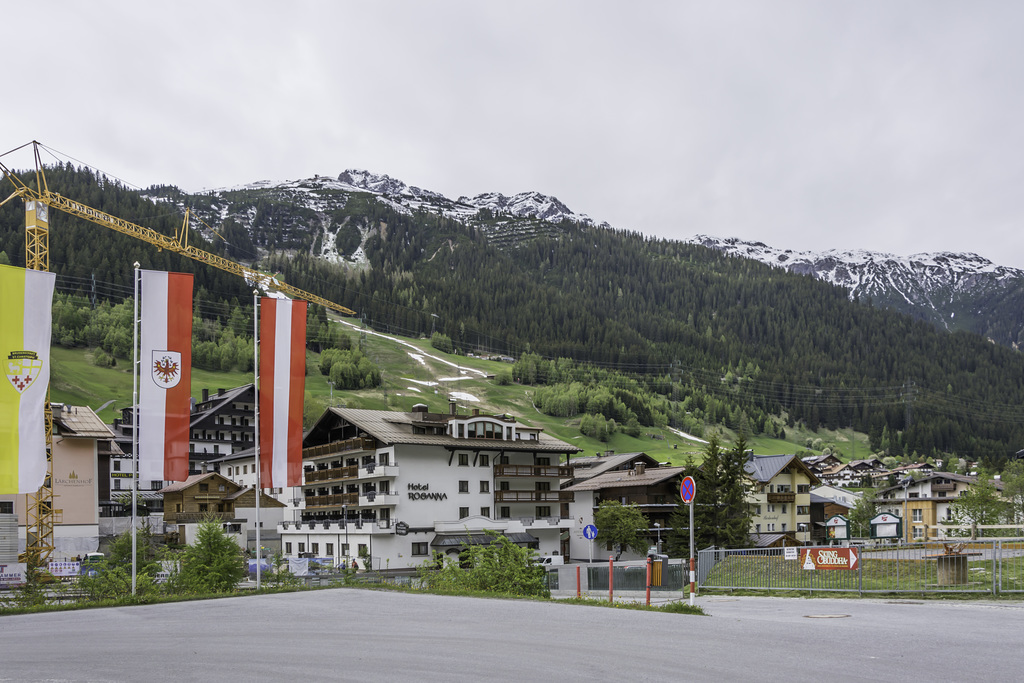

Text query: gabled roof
(190, 384), (254, 428)
(306, 407), (581, 454)
(875, 471), (1001, 497)
(563, 465), (686, 492)
(568, 452), (660, 481)
(744, 454), (821, 486)
(159, 471), (233, 494)
(53, 404), (117, 439)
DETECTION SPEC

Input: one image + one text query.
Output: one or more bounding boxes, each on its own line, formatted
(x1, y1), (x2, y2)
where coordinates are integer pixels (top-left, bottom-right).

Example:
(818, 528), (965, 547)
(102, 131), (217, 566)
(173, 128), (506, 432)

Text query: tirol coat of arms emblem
(151, 350), (182, 388)
(6, 350), (42, 393)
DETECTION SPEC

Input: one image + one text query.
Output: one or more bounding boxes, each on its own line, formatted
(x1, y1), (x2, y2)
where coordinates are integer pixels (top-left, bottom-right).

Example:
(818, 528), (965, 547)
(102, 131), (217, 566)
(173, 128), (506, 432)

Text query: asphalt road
(2, 591), (1023, 682)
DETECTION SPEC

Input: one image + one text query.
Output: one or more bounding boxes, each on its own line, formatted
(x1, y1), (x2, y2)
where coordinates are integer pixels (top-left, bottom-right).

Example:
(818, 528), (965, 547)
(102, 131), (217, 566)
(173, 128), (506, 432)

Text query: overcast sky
(6, 1), (1024, 268)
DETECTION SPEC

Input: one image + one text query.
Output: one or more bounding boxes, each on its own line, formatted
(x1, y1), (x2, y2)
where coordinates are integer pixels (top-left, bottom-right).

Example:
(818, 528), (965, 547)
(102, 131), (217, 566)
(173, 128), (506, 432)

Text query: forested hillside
(3, 164), (1024, 465)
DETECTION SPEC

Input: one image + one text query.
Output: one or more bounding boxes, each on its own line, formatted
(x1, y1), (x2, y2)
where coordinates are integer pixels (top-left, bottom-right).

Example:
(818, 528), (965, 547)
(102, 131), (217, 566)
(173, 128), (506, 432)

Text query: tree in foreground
(594, 500), (650, 560)
(667, 436), (753, 554)
(169, 519), (247, 593)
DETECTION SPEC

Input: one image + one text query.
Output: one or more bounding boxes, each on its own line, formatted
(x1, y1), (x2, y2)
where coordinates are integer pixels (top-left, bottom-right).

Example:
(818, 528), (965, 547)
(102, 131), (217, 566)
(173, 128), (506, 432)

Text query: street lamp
(654, 522), (661, 554)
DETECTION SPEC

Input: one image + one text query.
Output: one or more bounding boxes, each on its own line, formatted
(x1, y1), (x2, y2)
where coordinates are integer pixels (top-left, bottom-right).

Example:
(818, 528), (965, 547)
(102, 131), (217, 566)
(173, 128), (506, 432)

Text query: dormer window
(467, 420), (504, 440)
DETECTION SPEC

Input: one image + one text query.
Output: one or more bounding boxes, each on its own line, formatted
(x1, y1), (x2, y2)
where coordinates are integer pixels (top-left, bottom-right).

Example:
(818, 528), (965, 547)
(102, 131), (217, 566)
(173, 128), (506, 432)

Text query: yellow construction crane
(1, 141), (356, 563)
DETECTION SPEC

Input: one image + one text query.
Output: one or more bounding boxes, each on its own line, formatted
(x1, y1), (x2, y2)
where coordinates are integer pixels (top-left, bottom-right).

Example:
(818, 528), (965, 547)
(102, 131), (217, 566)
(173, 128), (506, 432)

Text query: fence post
(609, 556), (614, 604)
(858, 546), (863, 597)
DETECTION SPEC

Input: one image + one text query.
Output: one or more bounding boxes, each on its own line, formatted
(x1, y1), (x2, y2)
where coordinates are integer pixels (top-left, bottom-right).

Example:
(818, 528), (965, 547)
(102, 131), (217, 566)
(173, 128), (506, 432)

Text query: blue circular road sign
(681, 476), (696, 503)
(583, 524), (598, 540)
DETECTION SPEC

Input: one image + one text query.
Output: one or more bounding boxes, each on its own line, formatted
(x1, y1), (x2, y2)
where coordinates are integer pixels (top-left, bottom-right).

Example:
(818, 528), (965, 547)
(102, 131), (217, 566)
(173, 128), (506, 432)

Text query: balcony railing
(767, 492), (795, 503)
(493, 490), (574, 503)
(302, 437), (376, 461)
(167, 512), (234, 523)
(305, 493), (359, 509)
(304, 466), (358, 484)
(494, 464), (571, 478)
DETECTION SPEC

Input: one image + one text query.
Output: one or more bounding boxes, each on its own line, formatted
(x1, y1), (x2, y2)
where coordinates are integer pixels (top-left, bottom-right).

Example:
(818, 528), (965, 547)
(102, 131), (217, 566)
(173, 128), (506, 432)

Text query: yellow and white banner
(0, 265), (56, 494)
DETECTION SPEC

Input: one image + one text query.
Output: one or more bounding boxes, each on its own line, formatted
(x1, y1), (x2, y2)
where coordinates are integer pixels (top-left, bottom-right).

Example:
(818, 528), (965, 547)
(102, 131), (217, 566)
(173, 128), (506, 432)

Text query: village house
(562, 453), (684, 560)
(875, 471), (999, 542)
(160, 471), (285, 549)
(745, 454), (821, 546)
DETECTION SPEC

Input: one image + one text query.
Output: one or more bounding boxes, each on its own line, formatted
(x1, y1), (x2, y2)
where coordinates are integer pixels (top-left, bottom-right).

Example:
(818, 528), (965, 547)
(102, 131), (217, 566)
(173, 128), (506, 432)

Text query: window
(312, 543), (319, 554)
(781, 504), (787, 514)
(912, 509), (923, 522)
(175, 503), (182, 513)
(458, 453), (469, 466)
(536, 506), (551, 518)
(113, 460), (121, 471)
(912, 526), (924, 540)
(227, 466), (232, 476)
(500, 506), (510, 518)
(499, 481), (510, 491)
(797, 484), (810, 494)
(285, 542), (292, 554)
(755, 524), (761, 533)
(298, 543), (306, 553)
(481, 507), (490, 517)
(199, 483), (209, 492)
(459, 507), (470, 518)
(796, 506), (810, 516)
(767, 504), (775, 513)
(114, 479), (121, 490)
(459, 480), (469, 493)
(0, 501), (14, 514)
(536, 457), (550, 466)
(342, 544), (350, 556)
(767, 523), (775, 532)
(479, 454), (489, 467)
(199, 503), (208, 512)
(243, 465), (248, 474)
(536, 481), (551, 491)
(412, 543), (429, 556)
(752, 505), (762, 515)
(326, 543), (334, 556)
(781, 523), (787, 532)
(480, 481), (490, 493)
(218, 484), (226, 492)
(358, 544), (367, 556)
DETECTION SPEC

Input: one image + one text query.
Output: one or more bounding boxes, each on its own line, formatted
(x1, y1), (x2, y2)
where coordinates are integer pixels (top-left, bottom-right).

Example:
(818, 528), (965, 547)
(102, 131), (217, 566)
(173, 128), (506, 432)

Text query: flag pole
(253, 290), (261, 590)
(131, 263), (141, 596)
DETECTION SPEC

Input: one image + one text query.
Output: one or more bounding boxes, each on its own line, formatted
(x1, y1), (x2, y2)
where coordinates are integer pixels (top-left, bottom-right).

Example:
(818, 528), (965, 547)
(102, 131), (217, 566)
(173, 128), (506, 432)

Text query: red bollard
(576, 564), (581, 599)
(646, 556), (652, 606)
(609, 556), (614, 604)
(689, 556), (696, 606)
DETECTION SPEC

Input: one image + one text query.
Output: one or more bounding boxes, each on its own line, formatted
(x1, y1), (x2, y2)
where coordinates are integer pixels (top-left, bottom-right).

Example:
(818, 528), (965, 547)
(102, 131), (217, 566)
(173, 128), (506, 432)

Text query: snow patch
(449, 391), (479, 402)
(668, 428), (708, 444)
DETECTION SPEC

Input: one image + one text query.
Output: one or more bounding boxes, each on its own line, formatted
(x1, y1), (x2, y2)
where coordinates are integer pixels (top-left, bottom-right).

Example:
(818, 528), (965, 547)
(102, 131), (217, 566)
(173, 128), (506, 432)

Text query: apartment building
(279, 403), (581, 570)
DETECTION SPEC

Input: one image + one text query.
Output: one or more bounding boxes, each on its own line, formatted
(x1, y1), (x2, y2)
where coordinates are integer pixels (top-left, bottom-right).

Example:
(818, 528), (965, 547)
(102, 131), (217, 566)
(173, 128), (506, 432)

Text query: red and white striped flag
(139, 270), (193, 483)
(259, 298), (307, 488)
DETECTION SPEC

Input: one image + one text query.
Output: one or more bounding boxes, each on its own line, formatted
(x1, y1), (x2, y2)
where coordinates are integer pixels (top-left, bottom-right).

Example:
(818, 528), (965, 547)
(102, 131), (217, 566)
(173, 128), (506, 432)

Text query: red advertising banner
(800, 547), (859, 571)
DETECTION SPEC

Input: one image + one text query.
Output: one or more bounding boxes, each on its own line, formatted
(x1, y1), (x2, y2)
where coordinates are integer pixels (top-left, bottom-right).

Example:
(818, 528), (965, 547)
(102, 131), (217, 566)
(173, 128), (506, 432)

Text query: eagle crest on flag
(6, 351), (42, 393)
(151, 351), (182, 388)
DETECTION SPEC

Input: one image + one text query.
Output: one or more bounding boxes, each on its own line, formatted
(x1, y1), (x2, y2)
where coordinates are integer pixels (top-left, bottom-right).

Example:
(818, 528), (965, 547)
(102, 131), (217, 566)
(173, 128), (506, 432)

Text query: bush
(167, 519), (246, 594)
(417, 533), (548, 597)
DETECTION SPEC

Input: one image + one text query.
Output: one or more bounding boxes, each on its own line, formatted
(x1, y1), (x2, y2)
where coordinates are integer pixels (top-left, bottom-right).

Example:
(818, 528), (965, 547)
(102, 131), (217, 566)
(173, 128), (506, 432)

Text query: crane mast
(1, 142), (356, 563)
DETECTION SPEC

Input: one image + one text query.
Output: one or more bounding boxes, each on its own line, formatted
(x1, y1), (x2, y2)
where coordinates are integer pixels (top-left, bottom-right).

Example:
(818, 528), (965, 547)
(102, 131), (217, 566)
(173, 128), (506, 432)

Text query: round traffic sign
(583, 524), (598, 540)
(680, 476), (696, 503)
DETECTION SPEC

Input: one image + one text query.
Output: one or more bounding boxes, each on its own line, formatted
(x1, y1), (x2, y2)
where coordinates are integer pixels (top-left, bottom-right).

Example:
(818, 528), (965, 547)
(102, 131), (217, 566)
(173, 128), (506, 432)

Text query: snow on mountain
(458, 190), (596, 225)
(690, 235), (1024, 346)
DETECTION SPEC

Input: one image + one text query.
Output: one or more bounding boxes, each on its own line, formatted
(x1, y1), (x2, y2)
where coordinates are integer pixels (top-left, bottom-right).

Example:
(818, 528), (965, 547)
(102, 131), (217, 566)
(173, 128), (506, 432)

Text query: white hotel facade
(279, 403), (581, 570)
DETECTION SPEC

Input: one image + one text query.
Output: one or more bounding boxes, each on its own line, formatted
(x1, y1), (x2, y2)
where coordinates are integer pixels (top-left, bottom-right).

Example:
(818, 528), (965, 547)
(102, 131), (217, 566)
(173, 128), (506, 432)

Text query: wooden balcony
(304, 466), (358, 484)
(167, 512), (235, 523)
(493, 490), (574, 503)
(494, 464), (571, 478)
(302, 437), (376, 461)
(767, 492), (795, 503)
(931, 482), (956, 493)
(305, 493), (359, 509)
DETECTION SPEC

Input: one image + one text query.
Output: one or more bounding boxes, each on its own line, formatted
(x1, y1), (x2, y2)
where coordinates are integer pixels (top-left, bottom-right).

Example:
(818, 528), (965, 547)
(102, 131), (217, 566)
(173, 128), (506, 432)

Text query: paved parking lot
(2, 590), (1023, 681)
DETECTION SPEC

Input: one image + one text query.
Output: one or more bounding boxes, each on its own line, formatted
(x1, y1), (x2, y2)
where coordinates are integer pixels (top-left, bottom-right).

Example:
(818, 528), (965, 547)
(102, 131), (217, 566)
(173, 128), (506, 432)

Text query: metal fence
(587, 561), (684, 592)
(697, 540), (1024, 595)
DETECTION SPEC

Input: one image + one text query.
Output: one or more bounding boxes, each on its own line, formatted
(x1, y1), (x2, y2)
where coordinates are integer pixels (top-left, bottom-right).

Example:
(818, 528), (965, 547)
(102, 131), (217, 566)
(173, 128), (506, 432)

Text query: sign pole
(689, 499), (695, 606)
(681, 475), (696, 607)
